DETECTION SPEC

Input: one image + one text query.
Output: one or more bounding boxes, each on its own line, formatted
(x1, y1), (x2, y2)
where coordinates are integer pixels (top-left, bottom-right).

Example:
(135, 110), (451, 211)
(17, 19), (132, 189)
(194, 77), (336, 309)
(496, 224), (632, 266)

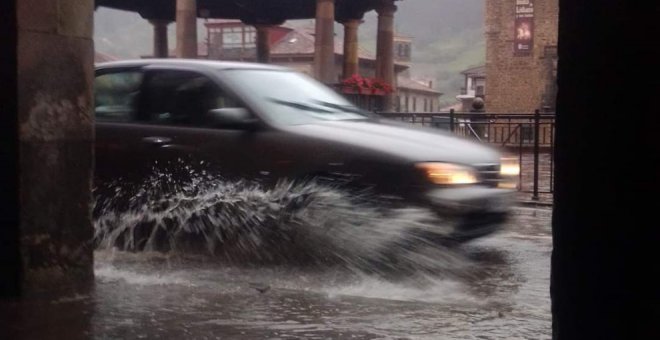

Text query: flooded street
(3, 206), (551, 339)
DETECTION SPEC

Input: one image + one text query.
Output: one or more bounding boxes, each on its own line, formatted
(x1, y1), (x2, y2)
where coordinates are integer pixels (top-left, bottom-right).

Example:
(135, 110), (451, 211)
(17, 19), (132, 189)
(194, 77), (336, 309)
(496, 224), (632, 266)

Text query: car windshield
(221, 69), (368, 125)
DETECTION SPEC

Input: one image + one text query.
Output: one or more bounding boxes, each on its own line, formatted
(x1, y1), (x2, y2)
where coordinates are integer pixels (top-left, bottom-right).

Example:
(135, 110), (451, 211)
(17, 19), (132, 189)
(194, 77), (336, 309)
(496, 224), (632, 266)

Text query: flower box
(340, 86), (387, 96)
(340, 74), (393, 96)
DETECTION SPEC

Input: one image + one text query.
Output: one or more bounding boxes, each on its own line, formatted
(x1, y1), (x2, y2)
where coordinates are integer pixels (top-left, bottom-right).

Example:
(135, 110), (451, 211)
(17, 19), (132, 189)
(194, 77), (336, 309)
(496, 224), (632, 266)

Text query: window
(405, 96), (409, 112)
(423, 99), (428, 112)
(413, 97), (417, 112)
(94, 71), (143, 122)
(218, 26), (256, 48)
(221, 69), (364, 125)
(141, 70), (240, 127)
(521, 125), (534, 143)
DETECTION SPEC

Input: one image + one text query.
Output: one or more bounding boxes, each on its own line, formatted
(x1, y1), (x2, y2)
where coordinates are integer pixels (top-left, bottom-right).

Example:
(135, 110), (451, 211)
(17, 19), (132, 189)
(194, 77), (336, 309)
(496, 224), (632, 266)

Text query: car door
(134, 67), (260, 186)
(94, 67), (158, 186)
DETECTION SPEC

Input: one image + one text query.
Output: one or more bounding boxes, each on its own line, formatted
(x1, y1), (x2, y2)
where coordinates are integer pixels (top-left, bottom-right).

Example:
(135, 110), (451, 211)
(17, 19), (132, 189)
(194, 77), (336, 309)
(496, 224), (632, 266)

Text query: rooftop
(95, 59), (287, 71)
(398, 77), (443, 95)
(460, 65), (486, 77)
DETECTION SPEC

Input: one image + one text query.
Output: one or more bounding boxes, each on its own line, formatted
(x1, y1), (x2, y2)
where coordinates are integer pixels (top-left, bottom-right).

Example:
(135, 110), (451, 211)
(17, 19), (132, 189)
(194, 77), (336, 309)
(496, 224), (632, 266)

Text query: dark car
(94, 59), (518, 242)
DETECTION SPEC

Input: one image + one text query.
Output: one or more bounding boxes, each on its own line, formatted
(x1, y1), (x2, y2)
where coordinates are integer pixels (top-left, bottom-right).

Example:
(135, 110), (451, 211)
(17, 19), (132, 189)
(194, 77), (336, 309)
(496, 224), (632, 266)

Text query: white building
(456, 65), (486, 112)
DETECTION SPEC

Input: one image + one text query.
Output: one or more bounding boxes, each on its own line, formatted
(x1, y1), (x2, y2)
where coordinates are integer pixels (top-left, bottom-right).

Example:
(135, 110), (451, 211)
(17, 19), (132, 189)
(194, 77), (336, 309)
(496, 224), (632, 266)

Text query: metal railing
(375, 109), (555, 202)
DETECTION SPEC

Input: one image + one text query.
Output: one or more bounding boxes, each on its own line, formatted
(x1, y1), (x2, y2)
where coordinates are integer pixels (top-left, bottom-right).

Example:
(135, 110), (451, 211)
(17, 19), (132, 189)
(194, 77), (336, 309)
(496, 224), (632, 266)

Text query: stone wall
(14, 0), (95, 296)
(485, 0), (558, 112)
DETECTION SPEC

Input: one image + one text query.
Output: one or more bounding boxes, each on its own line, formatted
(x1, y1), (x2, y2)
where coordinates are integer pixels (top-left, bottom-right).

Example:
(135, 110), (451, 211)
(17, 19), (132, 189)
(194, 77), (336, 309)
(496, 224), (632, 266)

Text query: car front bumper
(424, 186), (515, 242)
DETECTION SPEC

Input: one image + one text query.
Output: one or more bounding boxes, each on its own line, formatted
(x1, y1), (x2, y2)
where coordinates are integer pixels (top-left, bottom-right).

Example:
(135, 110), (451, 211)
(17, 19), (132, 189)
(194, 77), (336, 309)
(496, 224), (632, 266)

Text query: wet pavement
(1, 207), (552, 339)
(516, 152), (554, 205)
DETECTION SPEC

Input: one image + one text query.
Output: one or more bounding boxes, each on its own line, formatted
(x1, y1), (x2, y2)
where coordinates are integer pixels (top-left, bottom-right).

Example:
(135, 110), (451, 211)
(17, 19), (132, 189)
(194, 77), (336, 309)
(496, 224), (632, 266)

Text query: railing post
(449, 109), (455, 132)
(532, 109), (541, 201)
(519, 122), (524, 191)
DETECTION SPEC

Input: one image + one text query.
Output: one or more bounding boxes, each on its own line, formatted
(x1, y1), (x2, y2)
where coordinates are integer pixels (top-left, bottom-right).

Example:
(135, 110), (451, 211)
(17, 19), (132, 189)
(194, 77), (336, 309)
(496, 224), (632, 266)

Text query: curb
(517, 200), (553, 208)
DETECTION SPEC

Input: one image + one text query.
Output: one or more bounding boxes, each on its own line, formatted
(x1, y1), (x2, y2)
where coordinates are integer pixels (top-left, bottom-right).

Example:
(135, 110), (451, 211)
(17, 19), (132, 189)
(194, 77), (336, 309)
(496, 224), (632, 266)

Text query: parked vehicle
(94, 59), (518, 242)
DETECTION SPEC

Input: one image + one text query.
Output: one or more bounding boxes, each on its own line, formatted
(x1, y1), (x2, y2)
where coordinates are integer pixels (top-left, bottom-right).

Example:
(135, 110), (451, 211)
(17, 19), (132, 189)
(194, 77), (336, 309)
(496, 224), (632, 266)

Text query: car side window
(140, 70), (242, 127)
(94, 70), (143, 122)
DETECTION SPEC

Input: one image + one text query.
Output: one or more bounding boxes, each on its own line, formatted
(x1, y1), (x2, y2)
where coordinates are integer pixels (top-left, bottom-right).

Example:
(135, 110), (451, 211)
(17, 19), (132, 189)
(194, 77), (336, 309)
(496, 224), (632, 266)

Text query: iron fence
(375, 110), (555, 202)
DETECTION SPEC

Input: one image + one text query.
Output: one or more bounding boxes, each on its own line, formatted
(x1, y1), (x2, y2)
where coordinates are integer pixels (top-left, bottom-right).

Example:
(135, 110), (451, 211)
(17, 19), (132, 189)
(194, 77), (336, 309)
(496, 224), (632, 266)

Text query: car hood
(284, 119), (502, 165)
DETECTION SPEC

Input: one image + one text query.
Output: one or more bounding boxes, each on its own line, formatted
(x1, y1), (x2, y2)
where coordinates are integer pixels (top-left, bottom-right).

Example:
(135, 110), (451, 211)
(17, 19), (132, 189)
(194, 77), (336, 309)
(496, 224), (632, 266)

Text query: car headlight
(499, 156), (520, 189)
(500, 156), (521, 176)
(415, 163), (478, 185)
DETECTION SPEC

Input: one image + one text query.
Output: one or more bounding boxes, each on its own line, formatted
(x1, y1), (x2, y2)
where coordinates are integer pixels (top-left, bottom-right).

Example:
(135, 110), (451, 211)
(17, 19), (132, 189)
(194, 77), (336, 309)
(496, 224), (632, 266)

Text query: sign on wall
(514, 0), (534, 56)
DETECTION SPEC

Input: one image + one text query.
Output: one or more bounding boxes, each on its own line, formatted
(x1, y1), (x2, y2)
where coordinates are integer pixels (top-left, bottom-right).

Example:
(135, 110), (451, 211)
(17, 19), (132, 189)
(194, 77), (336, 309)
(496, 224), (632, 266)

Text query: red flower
(341, 74), (393, 95)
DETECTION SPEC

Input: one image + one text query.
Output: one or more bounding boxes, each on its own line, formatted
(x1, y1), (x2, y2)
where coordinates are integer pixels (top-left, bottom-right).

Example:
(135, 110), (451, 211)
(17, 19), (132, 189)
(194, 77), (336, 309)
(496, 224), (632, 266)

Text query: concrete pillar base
(150, 19), (171, 58)
(7, 0), (96, 297)
(176, 0), (198, 58)
(255, 25), (271, 63)
(375, 1), (397, 111)
(341, 19), (361, 79)
(314, 0), (336, 84)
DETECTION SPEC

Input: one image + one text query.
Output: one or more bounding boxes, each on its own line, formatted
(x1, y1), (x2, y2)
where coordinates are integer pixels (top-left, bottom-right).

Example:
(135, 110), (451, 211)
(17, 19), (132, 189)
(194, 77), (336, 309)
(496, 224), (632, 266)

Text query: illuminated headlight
(500, 156), (521, 176)
(415, 163), (478, 185)
(499, 156), (520, 189)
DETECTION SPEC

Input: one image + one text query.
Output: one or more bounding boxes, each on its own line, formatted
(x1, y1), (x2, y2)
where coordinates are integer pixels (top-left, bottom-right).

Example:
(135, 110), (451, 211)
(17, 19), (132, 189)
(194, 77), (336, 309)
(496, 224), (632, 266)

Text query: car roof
(95, 59), (289, 72)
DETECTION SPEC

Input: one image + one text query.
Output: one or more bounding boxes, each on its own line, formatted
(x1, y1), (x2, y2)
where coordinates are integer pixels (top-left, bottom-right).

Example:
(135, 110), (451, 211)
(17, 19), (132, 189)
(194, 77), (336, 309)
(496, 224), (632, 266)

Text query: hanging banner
(514, 0), (534, 56)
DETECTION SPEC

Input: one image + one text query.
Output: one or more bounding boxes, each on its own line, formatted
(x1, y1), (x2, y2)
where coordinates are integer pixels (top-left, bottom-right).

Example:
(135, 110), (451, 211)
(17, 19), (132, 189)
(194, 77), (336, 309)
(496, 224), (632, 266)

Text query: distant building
(485, 0), (558, 112)
(203, 20), (442, 112)
(456, 65), (486, 112)
(203, 21), (404, 80)
(391, 34), (441, 112)
(393, 34), (412, 77)
(396, 77), (442, 113)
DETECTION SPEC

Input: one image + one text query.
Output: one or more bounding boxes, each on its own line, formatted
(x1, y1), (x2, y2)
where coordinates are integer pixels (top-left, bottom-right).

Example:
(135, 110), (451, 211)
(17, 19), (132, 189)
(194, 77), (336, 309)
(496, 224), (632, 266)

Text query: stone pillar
(255, 25), (271, 63)
(10, 0), (95, 296)
(314, 0), (336, 84)
(341, 19), (361, 79)
(176, 0), (198, 58)
(0, 0), (19, 299)
(150, 19), (170, 58)
(375, 1), (397, 111)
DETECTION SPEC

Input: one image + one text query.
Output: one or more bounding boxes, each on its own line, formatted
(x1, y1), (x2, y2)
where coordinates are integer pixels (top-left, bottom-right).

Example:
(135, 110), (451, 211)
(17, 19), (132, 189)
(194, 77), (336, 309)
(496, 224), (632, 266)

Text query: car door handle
(142, 136), (172, 146)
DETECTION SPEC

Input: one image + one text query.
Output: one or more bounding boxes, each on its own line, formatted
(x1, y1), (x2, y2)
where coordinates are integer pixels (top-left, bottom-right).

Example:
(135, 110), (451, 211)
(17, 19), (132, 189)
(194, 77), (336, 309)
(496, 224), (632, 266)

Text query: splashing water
(93, 171), (471, 278)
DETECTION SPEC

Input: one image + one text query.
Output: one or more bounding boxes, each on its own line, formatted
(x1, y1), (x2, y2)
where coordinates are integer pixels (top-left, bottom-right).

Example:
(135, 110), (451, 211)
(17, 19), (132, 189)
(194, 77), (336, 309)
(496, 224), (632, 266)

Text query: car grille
(474, 163), (501, 187)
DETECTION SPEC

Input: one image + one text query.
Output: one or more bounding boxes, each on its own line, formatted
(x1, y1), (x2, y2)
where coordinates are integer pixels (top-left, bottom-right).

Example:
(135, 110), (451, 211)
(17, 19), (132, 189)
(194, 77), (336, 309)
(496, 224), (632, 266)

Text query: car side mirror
(207, 108), (259, 130)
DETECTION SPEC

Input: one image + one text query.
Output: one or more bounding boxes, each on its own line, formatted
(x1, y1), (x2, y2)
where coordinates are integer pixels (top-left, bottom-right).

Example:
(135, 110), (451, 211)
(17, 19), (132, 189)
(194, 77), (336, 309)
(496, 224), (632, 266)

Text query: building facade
(456, 65), (486, 112)
(396, 78), (441, 113)
(485, 0), (558, 112)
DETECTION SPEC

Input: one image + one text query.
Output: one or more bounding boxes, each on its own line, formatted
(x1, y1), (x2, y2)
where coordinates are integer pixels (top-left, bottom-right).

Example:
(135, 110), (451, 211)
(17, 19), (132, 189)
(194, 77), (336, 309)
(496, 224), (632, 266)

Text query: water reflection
(0, 293), (95, 340)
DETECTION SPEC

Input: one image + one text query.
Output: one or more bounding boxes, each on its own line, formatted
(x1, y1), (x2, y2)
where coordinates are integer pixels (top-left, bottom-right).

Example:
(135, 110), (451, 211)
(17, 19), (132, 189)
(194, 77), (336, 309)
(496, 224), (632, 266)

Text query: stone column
(375, 1), (397, 111)
(255, 25), (271, 63)
(314, 0), (336, 84)
(341, 19), (361, 79)
(10, 0), (95, 296)
(176, 0), (198, 58)
(150, 19), (171, 58)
